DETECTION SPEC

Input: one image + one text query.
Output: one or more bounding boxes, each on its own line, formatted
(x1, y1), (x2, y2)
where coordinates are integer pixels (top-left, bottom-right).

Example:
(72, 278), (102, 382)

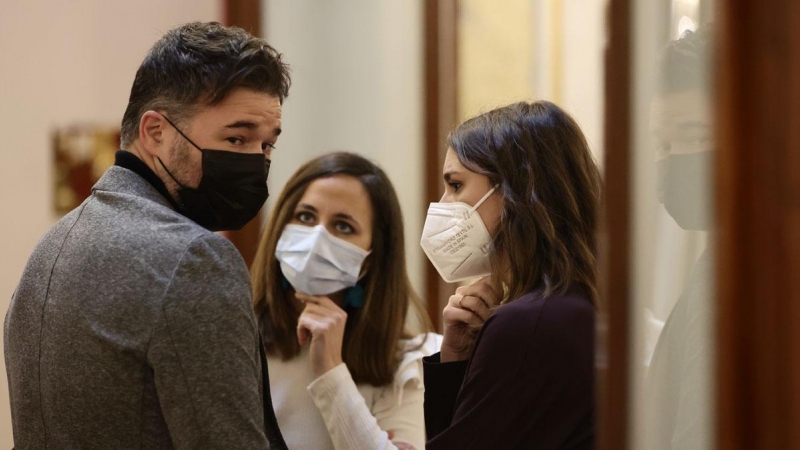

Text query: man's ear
(138, 111), (170, 157)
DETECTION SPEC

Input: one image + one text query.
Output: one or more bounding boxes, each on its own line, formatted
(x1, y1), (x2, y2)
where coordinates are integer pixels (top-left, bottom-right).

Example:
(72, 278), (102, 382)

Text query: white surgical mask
(275, 224), (371, 296)
(420, 185), (498, 283)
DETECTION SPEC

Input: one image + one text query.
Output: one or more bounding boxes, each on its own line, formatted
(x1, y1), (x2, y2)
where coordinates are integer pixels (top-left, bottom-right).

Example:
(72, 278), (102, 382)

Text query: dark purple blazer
(424, 289), (595, 449)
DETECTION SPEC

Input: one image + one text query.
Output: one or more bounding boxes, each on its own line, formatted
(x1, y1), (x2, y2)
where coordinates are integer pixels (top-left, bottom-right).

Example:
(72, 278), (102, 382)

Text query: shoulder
(180, 232), (244, 268)
(481, 290), (595, 351)
(124, 219), (244, 282)
(159, 234), (253, 328)
(167, 233), (249, 295)
(491, 290), (594, 332)
(89, 166), (217, 248)
(78, 172), (217, 262)
(464, 291), (595, 386)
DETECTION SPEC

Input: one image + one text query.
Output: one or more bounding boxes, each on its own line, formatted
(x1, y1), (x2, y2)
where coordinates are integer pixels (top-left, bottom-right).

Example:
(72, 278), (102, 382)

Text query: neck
(125, 142), (158, 173)
(125, 142), (181, 200)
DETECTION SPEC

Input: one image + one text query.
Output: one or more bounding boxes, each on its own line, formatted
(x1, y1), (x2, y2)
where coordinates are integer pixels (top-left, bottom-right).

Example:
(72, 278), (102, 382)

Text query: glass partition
(629, 1), (716, 448)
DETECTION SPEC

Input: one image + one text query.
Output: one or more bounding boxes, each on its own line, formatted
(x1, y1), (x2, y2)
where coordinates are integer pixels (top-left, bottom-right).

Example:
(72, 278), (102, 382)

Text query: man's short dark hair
(120, 21), (291, 148)
(658, 25), (713, 95)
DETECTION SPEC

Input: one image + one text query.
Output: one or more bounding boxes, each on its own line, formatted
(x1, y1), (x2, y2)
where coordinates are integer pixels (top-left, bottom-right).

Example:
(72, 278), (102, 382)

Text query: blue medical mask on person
(158, 115), (269, 231)
(275, 224), (371, 296)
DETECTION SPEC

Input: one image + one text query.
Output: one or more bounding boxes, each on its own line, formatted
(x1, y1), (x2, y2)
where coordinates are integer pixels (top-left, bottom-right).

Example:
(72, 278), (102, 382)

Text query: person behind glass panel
(251, 152), (438, 450)
(645, 26), (714, 450)
(421, 101), (601, 449)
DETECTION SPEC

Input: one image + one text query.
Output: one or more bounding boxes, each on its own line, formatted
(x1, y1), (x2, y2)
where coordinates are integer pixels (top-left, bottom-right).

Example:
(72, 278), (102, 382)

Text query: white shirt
(268, 333), (442, 450)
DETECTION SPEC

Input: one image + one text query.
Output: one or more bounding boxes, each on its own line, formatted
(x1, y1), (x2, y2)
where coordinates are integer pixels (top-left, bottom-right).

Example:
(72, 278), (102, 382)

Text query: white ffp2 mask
(275, 224), (371, 296)
(420, 186), (498, 283)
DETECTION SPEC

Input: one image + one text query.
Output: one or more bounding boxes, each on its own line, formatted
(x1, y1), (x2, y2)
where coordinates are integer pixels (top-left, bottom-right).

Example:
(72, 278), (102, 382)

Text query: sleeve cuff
(423, 352), (469, 439)
(307, 362), (352, 398)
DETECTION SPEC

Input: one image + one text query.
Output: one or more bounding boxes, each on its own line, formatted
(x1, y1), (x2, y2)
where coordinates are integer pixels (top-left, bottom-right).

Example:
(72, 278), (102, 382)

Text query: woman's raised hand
(440, 277), (501, 362)
(296, 293), (347, 377)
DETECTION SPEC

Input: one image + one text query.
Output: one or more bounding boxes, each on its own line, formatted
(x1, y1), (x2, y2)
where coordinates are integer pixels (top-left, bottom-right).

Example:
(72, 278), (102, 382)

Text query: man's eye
(226, 137), (244, 145)
(262, 142), (276, 151)
(335, 221), (354, 234)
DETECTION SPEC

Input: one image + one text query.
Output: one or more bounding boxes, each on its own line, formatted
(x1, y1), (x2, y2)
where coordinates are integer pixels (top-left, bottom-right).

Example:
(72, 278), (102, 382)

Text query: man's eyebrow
(224, 120), (257, 130)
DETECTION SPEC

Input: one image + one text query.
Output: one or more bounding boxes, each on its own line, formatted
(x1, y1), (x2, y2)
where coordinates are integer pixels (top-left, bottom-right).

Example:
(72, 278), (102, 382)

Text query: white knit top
(268, 333), (442, 450)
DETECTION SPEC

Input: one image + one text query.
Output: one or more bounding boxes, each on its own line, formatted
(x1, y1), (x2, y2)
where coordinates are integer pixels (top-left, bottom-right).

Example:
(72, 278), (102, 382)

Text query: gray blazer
(5, 166), (272, 449)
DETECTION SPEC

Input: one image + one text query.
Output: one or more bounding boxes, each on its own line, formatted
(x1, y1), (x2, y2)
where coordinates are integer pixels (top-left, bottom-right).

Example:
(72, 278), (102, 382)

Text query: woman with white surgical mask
(251, 152), (437, 450)
(422, 101), (602, 450)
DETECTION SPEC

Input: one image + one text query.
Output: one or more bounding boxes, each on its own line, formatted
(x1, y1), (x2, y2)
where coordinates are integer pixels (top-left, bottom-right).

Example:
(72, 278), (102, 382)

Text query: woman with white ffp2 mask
(422, 101), (601, 450)
(250, 152), (437, 450)
(420, 184), (500, 283)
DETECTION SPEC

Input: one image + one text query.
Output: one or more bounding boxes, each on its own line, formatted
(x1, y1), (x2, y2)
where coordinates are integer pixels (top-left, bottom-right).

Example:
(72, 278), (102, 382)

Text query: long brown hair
(252, 152), (431, 386)
(449, 101), (602, 305)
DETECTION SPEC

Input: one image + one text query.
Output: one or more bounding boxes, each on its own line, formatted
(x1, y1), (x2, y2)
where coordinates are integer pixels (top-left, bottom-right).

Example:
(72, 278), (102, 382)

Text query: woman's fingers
(295, 298), (347, 347)
(296, 314), (334, 344)
(443, 298), (485, 327)
(297, 310), (342, 332)
(477, 276), (501, 298)
(445, 292), (491, 322)
(387, 431), (415, 450)
(466, 283), (501, 306)
(295, 293), (347, 377)
(295, 292), (340, 309)
(459, 294), (492, 321)
(299, 303), (347, 325)
(296, 317), (313, 346)
(455, 280), (501, 309)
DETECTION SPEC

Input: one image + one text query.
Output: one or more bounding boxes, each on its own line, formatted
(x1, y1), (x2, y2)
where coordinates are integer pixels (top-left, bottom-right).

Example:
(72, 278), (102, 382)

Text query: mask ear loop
(161, 114), (204, 152)
(156, 114), (203, 190)
(469, 184), (500, 254)
(156, 157), (187, 189)
(469, 184), (500, 215)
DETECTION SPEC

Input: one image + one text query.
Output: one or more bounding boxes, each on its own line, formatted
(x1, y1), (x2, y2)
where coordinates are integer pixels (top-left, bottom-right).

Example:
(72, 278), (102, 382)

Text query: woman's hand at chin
(296, 292), (347, 378)
(440, 277), (501, 362)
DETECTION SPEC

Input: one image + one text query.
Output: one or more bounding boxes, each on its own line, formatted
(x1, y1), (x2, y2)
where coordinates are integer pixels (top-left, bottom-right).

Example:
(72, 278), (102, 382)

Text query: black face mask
(158, 116), (270, 231)
(656, 151), (712, 231)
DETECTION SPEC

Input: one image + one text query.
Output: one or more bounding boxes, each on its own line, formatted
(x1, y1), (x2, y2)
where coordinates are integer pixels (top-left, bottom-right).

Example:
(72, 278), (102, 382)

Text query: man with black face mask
(645, 26), (714, 450)
(4, 22), (290, 449)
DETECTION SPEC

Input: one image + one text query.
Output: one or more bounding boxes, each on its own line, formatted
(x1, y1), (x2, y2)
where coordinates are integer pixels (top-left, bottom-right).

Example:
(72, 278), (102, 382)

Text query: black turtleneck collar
(114, 150), (180, 210)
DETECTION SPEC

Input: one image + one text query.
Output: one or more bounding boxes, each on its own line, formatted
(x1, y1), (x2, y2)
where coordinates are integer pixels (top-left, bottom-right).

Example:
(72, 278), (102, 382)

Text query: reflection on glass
(637, 16), (715, 450)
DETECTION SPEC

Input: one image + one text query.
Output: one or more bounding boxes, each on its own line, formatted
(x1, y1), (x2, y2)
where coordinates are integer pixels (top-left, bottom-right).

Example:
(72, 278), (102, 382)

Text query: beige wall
(0, 0), (220, 444)
(457, 0), (607, 164)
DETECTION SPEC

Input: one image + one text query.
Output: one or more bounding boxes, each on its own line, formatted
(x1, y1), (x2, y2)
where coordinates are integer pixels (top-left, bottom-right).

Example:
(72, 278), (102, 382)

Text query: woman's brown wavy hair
(449, 101), (602, 305)
(251, 152), (431, 386)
